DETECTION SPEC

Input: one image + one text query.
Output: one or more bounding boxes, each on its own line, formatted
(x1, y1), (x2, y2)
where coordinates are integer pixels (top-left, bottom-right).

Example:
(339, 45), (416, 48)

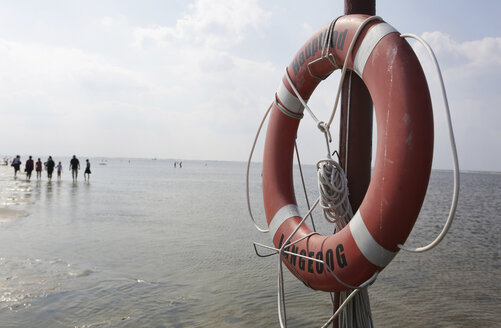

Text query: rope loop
(317, 121), (332, 141)
(246, 104), (273, 233)
(397, 33), (460, 253)
(317, 121), (333, 158)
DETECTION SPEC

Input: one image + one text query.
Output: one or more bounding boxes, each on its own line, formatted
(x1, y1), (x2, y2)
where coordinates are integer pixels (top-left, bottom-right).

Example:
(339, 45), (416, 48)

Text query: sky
(0, 0), (500, 172)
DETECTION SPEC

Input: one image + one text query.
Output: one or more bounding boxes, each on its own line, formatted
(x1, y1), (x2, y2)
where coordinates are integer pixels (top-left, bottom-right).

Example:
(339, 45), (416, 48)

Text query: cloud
(99, 16), (117, 27)
(415, 32), (501, 171)
(125, 0), (277, 160)
(0, 39), (152, 111)
(0, 0), (277, 161)
(424, 32), (501, 67)
(132, 0), (271, 50)
(0, 38), (159, 155)
(3, 1), (495, 170)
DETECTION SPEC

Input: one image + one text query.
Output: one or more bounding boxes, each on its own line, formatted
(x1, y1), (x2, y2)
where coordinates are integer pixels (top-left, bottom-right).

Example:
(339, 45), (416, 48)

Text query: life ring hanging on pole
(262, 14), (434, 292)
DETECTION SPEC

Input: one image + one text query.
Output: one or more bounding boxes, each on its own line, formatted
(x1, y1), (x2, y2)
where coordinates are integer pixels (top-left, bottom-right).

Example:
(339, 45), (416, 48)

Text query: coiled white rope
(285, 18), (381, 326)
(246, 16), (380, 328)
(247, 16), (459, 328)
(316, 155), (374, 328)
(317, 158), (351, 225)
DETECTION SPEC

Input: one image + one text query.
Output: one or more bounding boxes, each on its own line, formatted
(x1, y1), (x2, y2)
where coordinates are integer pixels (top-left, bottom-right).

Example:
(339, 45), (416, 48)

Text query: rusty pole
(341, 0), (375, 213)
(333, 1), (375, 327)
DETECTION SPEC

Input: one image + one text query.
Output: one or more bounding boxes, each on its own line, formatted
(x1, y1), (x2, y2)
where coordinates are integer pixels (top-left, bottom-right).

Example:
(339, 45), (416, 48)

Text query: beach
(0, 159), (500, 327)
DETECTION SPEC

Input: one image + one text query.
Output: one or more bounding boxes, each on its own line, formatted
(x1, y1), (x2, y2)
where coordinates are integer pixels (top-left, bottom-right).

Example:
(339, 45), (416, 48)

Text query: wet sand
(0, 207), (27, 220)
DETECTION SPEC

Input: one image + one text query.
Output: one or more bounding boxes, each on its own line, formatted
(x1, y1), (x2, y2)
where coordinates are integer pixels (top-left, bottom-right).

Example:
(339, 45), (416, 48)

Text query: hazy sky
(1, 1), (499, 171)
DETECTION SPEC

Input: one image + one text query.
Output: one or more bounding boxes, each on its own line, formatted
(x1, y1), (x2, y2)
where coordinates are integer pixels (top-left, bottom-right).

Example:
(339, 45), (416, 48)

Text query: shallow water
(0, 159), (499, 327)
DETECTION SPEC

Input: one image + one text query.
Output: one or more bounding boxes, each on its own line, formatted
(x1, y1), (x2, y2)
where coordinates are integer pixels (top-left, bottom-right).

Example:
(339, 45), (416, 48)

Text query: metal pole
(341, 0), (375, 212)
(334, 1), (375, 327)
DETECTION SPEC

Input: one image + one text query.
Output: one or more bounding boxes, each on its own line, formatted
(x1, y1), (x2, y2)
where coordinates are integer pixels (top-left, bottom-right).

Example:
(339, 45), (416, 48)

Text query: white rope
(316, 156), (374, 328)
(279, 16), (379, 328)
(397, 34), (460, 253)
(248, 16), (384, 328)
(326, 16), (382, 129)
(285, 15), (382, 140)
(246, 104), (272, 233)
(283, 17), (341, 128)
(321, 289), (361, 328)
(248, 20), (458, 328)
(317, 159), (351, 224)
(284, 68), (321, 126)
(295, 142), (317, 232)
(321, 19), (338, 58)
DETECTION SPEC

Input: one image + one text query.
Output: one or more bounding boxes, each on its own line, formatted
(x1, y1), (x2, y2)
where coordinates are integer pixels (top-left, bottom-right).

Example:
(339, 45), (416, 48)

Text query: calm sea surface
(0, 159), (499, 327)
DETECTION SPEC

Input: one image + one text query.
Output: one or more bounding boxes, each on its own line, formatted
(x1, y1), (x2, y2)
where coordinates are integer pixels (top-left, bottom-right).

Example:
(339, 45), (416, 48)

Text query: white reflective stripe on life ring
(349, 211), (397, 267)
(276, 80), (305, 115)
(269, 204), (300, 239)
(353, 22), (397, 77)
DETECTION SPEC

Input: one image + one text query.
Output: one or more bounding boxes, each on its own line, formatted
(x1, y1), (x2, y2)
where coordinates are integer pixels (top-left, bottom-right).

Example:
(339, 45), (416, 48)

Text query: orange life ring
(263, 14), (434, 292)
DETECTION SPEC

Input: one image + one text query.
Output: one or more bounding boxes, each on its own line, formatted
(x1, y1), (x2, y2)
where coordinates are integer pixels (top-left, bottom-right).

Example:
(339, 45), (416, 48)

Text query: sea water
(0, 159), (499, 327)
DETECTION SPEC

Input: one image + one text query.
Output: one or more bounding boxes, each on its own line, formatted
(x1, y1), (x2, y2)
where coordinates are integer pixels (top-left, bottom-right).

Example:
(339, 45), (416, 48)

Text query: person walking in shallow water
(57, 161), (63, 180)
(35, 158), (42, 180)
(46, 156), (55, 181)
(25, 156), (34, 181)
(70, 155), (80, 181)
(11, 155), (21, 178)
(84, 159), (91, 181)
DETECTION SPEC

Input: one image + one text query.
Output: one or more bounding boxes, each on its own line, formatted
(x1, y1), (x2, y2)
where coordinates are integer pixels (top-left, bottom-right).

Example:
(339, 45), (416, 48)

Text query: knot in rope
(317, 158), (350, 224)
(317, 121), (332, 143)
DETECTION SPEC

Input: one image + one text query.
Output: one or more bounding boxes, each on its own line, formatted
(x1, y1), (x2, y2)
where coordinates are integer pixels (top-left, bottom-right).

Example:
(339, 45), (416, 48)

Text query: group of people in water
(10, 155), (91, 182)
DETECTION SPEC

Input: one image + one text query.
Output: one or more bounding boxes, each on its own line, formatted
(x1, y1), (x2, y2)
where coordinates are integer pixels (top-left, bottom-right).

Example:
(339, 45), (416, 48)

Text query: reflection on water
(0, 162), (500, 327)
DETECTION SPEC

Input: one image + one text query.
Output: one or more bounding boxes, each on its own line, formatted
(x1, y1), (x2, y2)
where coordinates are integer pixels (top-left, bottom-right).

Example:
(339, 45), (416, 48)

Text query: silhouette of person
(11, 155), (21, 178)
(25, 156), (34, 180)
(36, 158), (42, 180)
(70, 155), (80, 181)
(46, 156), (55, 181)
(84, 159), (91, 181)
(57, 161), (63, 180)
